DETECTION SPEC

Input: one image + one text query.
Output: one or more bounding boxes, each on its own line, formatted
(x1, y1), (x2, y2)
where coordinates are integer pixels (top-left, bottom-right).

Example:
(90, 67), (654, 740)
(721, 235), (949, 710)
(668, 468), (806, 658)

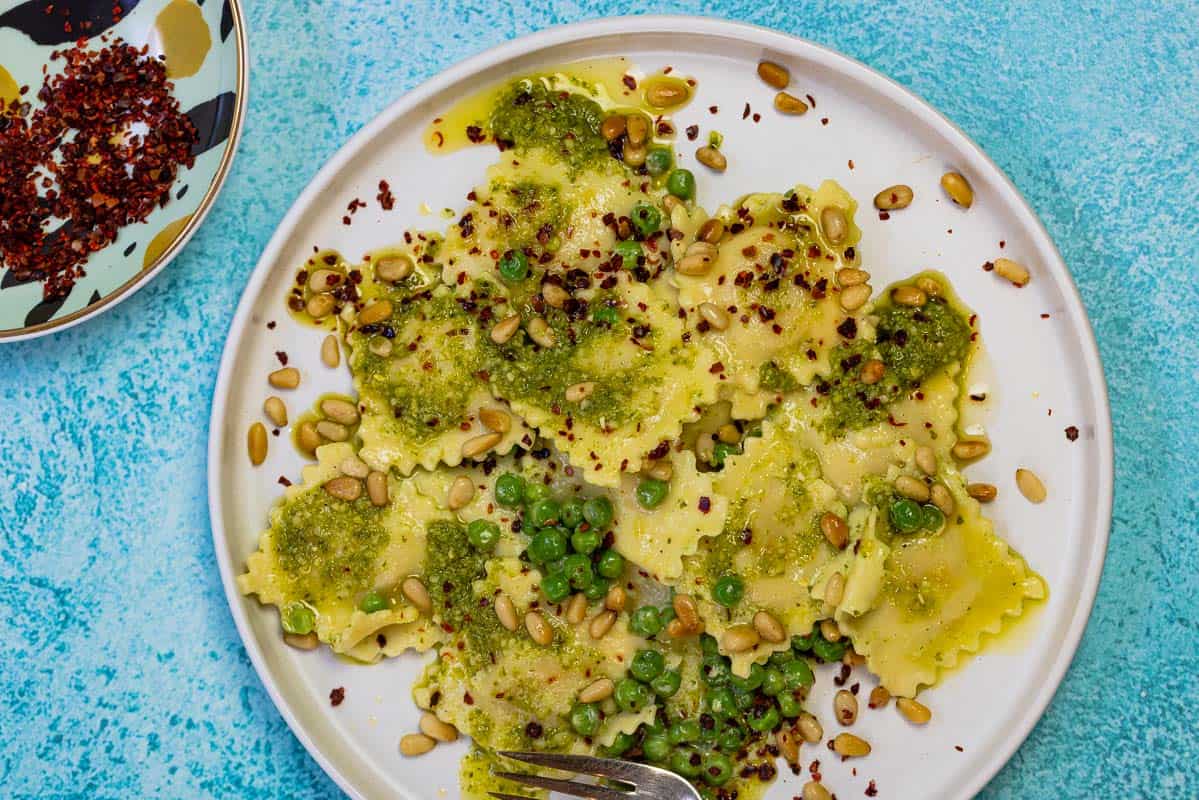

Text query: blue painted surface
(2, 2), (1197, 797)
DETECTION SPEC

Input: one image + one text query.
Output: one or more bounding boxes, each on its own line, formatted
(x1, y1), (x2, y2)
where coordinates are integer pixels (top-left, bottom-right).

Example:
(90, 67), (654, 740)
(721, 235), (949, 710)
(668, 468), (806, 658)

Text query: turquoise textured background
(3, 2), (1197, 797)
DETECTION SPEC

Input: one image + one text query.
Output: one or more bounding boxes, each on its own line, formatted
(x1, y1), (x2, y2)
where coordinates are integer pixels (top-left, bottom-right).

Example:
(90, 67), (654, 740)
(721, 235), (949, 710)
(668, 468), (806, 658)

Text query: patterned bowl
(0, 0), (246, 340)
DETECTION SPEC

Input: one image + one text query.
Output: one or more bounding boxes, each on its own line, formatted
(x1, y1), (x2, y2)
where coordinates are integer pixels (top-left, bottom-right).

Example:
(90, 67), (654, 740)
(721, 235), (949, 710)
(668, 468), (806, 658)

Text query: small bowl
(0, 0), (247, 340)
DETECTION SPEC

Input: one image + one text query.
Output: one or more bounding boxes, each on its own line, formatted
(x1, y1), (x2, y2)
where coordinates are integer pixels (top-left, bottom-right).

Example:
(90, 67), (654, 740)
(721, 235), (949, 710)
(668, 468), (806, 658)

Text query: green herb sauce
(488, 79), (610, 171)
(272, 491), (387, 605)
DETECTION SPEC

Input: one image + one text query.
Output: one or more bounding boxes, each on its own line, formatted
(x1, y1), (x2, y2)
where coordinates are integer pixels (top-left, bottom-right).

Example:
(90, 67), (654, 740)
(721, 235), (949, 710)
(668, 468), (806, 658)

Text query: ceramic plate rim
(1, 0), (251, 342)
(207, 15), (1113, 800)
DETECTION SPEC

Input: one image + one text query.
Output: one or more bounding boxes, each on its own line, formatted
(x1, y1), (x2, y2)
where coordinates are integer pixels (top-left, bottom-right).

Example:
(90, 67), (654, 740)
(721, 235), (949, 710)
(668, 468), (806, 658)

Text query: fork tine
(491, 771), (631, 800)
(487, 794), (535, 800)
(497, 751), (641, 784)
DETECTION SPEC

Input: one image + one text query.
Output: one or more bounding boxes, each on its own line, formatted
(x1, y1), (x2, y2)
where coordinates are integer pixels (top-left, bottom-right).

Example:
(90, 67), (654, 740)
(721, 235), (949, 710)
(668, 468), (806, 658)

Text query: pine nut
(952, 440), (991, 460)
(834, 689), (858, 725)
(542, 282), (569, 308)
(479, 407), (511, 433)
(646, 82), (688, 108)
(665, 618), (688, 638)
(696, 146), (727, 172)
(824, 572), (846, 607)
(323, 476), (362, 501)
(757, 60), (790, 89)
(891, 285), (927, 307)
(565, 382), (595, 403)
(358, 300), (393, 325)
(839, 283), (871, 311)
(296, 421), (322, 453)
(565, 592), (588, 625)
(915, 446), (937, 475)
(837, 267), (870, 287)
(604, 584), (628, 613)
(677, 251), (715, 276)
(315, 420), (349, 442)
(699, 302), (730, 331)
(844, 649), (866, 667)
(874, 184), (914, 210)
(321, 397), (360, 425)
(306, 293), (335, 319)
(308, 269), (341, 293)
(527, 316), (556, 348)
(366, 471), (388, 507)
(491, 314), (521, 344)
(697, 218), (725, 244)
(339, 456), (370, 479)
(930, 483), (956, 516)
(777, 727), (800, 764)
(832, 732), (871, 757)
(284, 632), (319, 650)
(375, 255), (413, 283)
(399, 733), (436, 757)
(994, 257), (1030, 287)
(717, 424), (740, 445)
(461, 432), (503, 459)
(803, 781), (832, 800)
(753, 611), (786, 643)
(894, 475), (930, 502)
(494, 593), (518, 631)
(447, 475), (475, 510)
(368, 337), (392, 357)
(820, 619), (842, 642)
(622, 142), (647, 167)
(820, 206), (848, 244)
(419, 712), (459, 743)
(626, 114), (649, 145)
(579, 677), (615, 704)
(868, 686), (892, 709)
(722, 624), (760, 653)
(859, 359), (885, 385)
(321, 334), (340, 368)
(967, 482), (998, 502)
(247, 423), (267, 466)
(896, 697), (932, 724)
(402, 577), (432, 614)
(268, 367), (300, 390)
(941, 172), (974, 208)
(673, 594), (701, 631)
(600, 114), (626, 141)
(263, 396), (288, 427)
(1016, 468), (1047, 503)
(646, 460), (673, 481)
(797, 712), (823, 743)
(821, 512), (849, 550)
(916, 276), (943, 297)
(774, 91), (808, 115)
(589, 609), (616, 640)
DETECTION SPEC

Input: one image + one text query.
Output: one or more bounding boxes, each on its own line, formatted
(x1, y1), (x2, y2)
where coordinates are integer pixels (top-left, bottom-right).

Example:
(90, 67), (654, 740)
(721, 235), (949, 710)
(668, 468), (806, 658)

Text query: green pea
(747, 703), (781, 733)
(666, 168), (696, 200)
(635, 478), (669, 509)
(466, 519), (500, 552)
(732, 686), (755, 712)
(777, 691), (803, 718)
(281, 602), (315, 635)
(498, 249), (529, 282)
(569, 702), (602, 737)
(700, 633), (721, 657)
(890, 497), (923, 532)
(768, 650), (794, 667)
(630, 202), (662, 238)
(583, 576), (611, 602)
(711, 575), (744, 608)
(706, 686), (737, 718)
(650, 668), (681, 698)
(540, 572), (571, 603)
(781, 658), (815, 690)
(717, 725), (745, 752)
(560, 553), (594, 590)
(614, 678), (653, 713)
(791, 631), (816, 652)
(645, 146), (673, 176)
(642, 733), (671, 763)
(523, 482), (550, 505)
(603, 731), (636, 757)
(630, 648), (666, 683)
(629, 606), (663, 638)
(526, 497), (559, 528)
(730, 661), (764, 692)
(494, 473), (525, 508)
(560, 498), (585, 528)
(613, 239), (642, 269)
(527, 529), (567, 564)
(702, 752), (733, 786)
(670, 747), (703, 778)
(358, 591), (388, 614)
(811, 635), (848, 663)
(698, 714), (723, 744)
(702, 655), (732, 687)
(711, 441), (740, 468)
(570, 528), (602, 555)
(668, 719), (701, 745)
(761, 667), (785, 697)
(593, 305), (619, 325)
(582, 496), (613, 529)
(658, 605), (676, 626)
(596, 548), (625, 579)
(921, 503), (946, 531)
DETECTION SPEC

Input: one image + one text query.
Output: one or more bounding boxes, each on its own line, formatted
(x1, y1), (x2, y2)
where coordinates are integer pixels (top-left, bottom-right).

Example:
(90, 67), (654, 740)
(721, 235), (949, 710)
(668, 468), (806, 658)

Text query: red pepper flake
(821, 117), (829, 125)
(982, 260), (995, 272)
(266, 320), (276, 330)
(622, 74), (637, 90)
(742, 102), (751, 120)
(708, 105), (718, 114)
(347, 198), (366, 214)
(685, 124), (699, 141)
(752, 112), (761, 123)
(865, 780), (878, 796)
(1041, 312), (1051, 319)
(698, 496), (711, 514)
(329, 687), (345, 706)
(955, 745), (965, 752)
(709, 361), (724, 374)
(878, 211), (890, 221)
(274, 351), (288, 365)
(341, 215), (351, 226)
(806, 93), (816, 108)
(1065, 425), (1080, 441)
(999, 239), (1006, 248)
(376, 179), (395, 210)
(848, 159), (855, 169)
(277, 476), (292, 487)
(465, 125), (486, 143)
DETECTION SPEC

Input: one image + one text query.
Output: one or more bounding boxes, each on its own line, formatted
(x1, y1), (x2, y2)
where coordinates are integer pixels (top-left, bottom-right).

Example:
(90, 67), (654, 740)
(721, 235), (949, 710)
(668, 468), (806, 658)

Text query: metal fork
(491, 751), (701, 800)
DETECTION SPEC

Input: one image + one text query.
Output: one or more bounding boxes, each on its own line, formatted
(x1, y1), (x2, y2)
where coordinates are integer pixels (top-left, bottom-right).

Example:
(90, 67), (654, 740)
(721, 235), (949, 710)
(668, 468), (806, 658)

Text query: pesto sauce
(489, 179), (569, 253)
(272, 490), (387, 604)
(488, 79), (610, 171)
(758, 360), (799, 393)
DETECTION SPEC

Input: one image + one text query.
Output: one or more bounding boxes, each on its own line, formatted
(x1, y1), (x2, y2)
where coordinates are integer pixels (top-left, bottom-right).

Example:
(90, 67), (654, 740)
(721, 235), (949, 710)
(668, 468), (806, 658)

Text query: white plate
(208, 16), (1112, 800)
